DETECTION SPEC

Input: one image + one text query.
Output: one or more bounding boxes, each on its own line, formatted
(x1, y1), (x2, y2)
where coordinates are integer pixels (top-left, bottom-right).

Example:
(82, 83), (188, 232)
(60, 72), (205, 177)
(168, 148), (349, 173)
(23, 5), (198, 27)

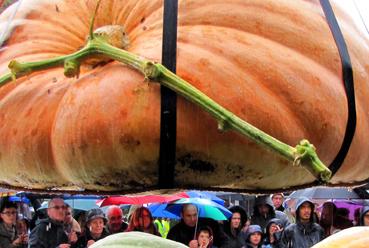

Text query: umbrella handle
(194, 209), (199, 240)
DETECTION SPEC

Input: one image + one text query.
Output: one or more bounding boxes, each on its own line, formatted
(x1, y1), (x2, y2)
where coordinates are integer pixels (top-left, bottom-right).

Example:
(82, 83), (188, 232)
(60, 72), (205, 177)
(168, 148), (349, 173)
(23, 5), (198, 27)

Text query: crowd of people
(0, 193), (368, 248)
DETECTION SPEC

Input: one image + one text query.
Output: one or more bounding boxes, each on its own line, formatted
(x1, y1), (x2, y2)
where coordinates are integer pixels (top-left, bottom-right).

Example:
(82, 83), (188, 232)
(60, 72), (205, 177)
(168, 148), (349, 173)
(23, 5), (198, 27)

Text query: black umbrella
(288, 187), (361, 199)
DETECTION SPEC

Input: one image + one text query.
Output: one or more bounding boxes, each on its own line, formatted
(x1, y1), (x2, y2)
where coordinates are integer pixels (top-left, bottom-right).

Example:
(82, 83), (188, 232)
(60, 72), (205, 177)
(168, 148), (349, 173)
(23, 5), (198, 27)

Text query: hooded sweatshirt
(280, 197), (324, 248)
(263, 218), (283, 248)
(251, 196), (290, 232)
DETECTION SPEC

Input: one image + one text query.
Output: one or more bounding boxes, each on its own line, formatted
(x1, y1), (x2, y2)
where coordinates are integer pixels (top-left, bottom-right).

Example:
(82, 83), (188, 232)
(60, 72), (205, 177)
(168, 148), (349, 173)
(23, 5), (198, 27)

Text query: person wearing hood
(220, 205), (247, 248)
(280, 197), (324, 248)
(359, 206), (369, 226)
(262, 218), (283, 248)
(245, 225), (263, 248)
(72, 208), (109, 248)
(251, 195), (290, 232)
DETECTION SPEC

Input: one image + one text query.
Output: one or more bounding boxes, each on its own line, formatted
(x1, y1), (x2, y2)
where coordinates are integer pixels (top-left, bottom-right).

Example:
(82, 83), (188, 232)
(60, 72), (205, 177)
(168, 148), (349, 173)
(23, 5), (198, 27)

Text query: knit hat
(86, 208), (107, 225)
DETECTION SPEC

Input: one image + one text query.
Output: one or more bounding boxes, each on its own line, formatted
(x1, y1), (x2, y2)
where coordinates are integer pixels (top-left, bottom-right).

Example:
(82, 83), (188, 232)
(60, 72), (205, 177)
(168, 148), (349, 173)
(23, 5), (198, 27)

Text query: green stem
(89, 0), (102, 39)
(0, 36), (332, 182)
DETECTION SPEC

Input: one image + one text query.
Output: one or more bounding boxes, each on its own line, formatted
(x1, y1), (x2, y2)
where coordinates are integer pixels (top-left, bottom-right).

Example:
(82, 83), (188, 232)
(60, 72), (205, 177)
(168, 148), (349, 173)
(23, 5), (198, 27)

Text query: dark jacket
(106, 222), (128, 234)
(220, 206), (247, 248)
(167, 220), (196, 246)
(280, 198), (324, 248)
(28, 218), (69, 248)
(359, 206), (369, 226)
(0, 222), (23, 248)
(251, 196), (290, 232)
(168, 218), (224, 247)
(72, 228), (109, 248)
(262, 218), (282, 248)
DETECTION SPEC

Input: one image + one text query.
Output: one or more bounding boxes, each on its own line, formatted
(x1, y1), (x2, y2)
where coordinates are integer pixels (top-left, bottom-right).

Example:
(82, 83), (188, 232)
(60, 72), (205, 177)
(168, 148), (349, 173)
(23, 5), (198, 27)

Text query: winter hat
(86, 208), (107, 225)
(246, 224), (263, 240)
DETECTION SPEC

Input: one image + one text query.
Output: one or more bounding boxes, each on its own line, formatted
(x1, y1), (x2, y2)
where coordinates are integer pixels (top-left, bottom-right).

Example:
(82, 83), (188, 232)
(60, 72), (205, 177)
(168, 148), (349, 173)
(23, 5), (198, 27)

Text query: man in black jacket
(167, 204), (223, 247)
(29, 198), (76, 248)
(280, 197), (324, 248)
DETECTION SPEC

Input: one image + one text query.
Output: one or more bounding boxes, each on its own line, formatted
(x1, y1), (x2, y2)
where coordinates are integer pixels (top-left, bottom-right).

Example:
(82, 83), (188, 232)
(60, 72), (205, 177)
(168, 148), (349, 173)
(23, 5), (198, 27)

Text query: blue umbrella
(9, 196), (30, 204)
(186, 191), (225, 206)
(148, 203), (181, 220)
(165, 198), (232, 221)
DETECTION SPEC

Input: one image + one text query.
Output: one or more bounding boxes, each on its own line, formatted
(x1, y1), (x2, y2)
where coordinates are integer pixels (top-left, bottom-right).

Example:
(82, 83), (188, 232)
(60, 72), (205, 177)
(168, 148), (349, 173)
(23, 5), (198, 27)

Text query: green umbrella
(165, 197), (232, 221)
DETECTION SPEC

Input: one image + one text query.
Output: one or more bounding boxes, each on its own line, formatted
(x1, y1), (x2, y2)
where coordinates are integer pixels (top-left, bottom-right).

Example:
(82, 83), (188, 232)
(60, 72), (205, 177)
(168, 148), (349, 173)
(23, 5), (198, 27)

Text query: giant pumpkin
(0, 0), (368, 193)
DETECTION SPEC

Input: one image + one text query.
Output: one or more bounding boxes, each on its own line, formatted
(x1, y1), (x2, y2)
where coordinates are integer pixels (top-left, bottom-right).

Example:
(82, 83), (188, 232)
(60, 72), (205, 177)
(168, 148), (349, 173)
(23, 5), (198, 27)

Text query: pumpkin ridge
(2, 2), (88, 48)
(0, 70), (73, 187)
(177, 0), (340, 75)
(177, 23), (340, 76)
(176, 40), (307, 141)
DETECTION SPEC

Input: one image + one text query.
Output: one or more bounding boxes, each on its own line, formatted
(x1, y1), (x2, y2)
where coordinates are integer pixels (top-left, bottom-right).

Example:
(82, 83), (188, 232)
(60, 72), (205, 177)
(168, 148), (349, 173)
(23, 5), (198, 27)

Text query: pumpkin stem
(89, 0), (102, 40)
(0, 36), (332, 183)
(294, 139), (332, 182)
(8, 60), (31, 78)
(64, 59), (80, 78)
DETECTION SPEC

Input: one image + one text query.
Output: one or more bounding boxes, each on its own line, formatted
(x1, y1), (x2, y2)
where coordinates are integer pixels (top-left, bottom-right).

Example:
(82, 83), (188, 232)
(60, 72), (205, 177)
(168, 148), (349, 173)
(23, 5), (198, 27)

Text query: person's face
(17, 220), (28, 234)
(0, 207), (17, 225)
(320, 204), (334, 225)
(299, 202), (312, 222)
(250, 232), (262, 245)
(321, 205), (333, 219)
(89, 218), (104, 236)
(272, 195), (283, 208)
(198, 231), (210, 247)
(182, 205), (198, 227)
(258, 204), (269, 217)
(107, 207), (123, 233)
(231, 212), (241, 229)
(269, 223), (279, 234)
(363, 212), (369, 226)
(47, 199), (66, 222)
(65, 207), (73, 223)
(138, 210), (151, 229)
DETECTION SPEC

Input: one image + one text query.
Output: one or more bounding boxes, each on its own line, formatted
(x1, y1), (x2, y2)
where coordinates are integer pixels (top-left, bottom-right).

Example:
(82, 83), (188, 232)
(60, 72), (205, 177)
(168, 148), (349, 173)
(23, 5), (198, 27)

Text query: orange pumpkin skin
(0, 0), (368, 192)
(312, 227), (369, 248)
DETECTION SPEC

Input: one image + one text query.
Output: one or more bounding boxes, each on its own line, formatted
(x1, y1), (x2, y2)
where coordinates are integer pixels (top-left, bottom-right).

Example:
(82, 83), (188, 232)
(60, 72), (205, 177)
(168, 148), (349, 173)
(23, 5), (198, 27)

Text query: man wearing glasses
(29, 198), (76, 248)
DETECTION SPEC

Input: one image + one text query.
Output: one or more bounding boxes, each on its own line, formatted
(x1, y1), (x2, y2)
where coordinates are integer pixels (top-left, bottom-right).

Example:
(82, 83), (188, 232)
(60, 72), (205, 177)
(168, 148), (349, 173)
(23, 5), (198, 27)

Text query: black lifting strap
(320, 0), (357, 177)
(158, 0), (178, 188)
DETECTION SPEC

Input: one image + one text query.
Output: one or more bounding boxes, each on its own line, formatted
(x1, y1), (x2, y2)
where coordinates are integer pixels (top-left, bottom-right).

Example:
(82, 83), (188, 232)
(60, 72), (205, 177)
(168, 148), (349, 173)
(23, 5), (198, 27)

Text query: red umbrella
(97, 192), (189, 207)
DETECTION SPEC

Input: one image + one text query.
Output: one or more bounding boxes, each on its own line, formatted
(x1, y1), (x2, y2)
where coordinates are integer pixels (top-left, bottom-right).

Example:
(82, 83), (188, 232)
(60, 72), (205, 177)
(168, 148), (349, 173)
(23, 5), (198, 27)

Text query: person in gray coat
(251, 195), (290, 232)
(280, 197), (324, 248)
